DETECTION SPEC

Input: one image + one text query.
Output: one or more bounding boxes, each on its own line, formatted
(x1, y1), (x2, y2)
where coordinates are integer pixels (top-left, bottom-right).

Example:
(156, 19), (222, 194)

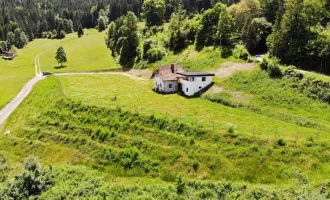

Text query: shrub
(277, 138), (286, 146)
(0, 156), (55, 199)
(198, 188), (215, 199)
(176, 175), (185, 194)
(232, 44), (249, 60)
(193, 160), (199, 171)
(57, 30), (66, 39)
(146, 47), (164, 63)
(118, 147), (141, 169)
(260, 56), (283, 78)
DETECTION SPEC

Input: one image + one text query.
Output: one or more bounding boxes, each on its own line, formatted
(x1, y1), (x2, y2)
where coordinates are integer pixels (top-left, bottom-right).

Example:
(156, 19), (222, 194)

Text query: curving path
(0, 54), (144, 128)
(0, 54), (45, 128)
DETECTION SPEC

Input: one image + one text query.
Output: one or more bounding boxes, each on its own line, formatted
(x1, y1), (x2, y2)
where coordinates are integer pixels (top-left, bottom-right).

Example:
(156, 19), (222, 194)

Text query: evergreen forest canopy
(1, 0), (330, 73)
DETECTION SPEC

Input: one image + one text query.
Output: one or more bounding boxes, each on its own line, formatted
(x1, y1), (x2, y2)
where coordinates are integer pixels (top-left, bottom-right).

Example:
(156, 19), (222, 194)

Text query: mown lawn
(0, 29), (119, 109)
(0, 39), (60, 109)
(39, 29), (119, 72)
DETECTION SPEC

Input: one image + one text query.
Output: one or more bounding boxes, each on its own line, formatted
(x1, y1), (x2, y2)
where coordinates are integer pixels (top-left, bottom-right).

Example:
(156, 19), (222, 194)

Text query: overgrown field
(1, 74), (330, 198)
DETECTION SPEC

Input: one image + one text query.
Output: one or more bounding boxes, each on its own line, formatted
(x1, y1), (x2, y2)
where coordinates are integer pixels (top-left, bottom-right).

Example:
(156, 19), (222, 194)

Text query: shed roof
(176, 72), (215, 77)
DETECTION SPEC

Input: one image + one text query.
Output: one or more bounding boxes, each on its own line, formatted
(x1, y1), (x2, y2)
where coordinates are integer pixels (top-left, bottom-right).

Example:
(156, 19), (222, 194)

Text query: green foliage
(0, 41), (7, 53)
(195, 3), (229, 50)
(77, 25), (84, 38)
(7, 28), (28, 49)
(106, 12), (139, 66)
(146, 47), (165, 63)
(243, 17), (272, 53)
(232, 44), (249, 61)
(143, 0), (166, 27)
(277, 138), (286, 146)
(0, 157), (55, 199)
(55, 46), (67, 67)
(168, 7), (192, 51)
(98, 16), (106, 31)
(176, 175), (185, 194)
(216, 8), (235, 46)
(57, 30), (66, 39)
(260, 56), (282, 78)
(0, 154), (8, 182)
(118, 147), (141, 169)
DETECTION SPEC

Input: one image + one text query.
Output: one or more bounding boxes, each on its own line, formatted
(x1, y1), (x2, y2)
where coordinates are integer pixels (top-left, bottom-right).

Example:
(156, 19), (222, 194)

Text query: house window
(160, 83), (162, 88)
(192, 77), (195, 81)
(202, 77), (206, 81)
(169, 84), (172, 88)
(186, 88), (188, 92)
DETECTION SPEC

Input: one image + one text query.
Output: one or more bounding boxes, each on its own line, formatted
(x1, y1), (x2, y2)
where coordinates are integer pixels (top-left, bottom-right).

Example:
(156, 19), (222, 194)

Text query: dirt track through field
(214, 62), (256, 78)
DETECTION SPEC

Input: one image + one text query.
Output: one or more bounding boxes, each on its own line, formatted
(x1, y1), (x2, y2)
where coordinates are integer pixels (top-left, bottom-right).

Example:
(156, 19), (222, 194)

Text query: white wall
(154, 77), (178, 93)
(180, 76), (213, 96)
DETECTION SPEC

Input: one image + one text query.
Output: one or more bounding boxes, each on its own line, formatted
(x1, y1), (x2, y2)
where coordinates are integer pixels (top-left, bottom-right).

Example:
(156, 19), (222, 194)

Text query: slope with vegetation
(1, 73), (330, 198)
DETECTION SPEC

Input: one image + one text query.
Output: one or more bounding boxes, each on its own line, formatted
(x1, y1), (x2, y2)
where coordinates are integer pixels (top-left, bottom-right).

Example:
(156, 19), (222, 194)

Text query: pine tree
(77, 24), (84, 38)
(55, 46), (67, 67)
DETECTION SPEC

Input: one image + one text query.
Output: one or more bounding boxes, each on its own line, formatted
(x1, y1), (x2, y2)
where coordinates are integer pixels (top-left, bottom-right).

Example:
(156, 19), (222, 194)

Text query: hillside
(1, 0), (330, 199)
(1, 65), (330, 198)
(0, 29), (118, 109)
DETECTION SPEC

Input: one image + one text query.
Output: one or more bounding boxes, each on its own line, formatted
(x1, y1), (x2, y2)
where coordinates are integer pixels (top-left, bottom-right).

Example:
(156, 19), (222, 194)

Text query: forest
(0, 0), (330, 73)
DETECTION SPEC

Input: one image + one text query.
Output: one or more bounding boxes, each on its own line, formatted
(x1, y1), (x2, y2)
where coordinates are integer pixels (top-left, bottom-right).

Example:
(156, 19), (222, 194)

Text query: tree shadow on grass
(54, 65), (67, 69)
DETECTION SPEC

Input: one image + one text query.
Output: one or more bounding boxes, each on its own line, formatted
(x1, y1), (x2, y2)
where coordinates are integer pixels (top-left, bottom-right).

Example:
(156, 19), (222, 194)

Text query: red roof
(153, 65), (184, 81)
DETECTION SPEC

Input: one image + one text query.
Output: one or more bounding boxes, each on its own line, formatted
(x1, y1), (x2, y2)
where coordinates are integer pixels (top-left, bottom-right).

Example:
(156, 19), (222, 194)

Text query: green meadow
(0, 39), (59, 109)
(1, 68), (330, 198)
(0, 29), (119, 109)
(39, 29), (119, 72)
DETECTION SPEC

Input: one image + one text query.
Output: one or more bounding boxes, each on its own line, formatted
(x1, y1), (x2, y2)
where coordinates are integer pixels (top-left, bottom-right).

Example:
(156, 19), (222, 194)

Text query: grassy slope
(39, 29), (119, 72)
(1, 76), (330, 198)
(212, 68), (330, 129)
(0, 29), (118, 109)
(58, 74), (329, 142)
(0, 39), (60, 109)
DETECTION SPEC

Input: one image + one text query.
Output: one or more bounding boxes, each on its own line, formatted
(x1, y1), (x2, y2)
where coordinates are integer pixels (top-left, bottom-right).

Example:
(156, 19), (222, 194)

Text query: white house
(153, 64), (184, 93)
(177, 72), (215, 96)
(153, 64), (215, 96)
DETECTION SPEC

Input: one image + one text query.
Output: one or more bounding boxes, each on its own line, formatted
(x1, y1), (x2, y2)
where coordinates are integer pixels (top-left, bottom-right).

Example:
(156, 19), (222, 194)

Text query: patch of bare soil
(188, 50), (198, 59)
(214, 62), (256, 78)
(129, 69), (153, 79)
(207, 86), (225, 94)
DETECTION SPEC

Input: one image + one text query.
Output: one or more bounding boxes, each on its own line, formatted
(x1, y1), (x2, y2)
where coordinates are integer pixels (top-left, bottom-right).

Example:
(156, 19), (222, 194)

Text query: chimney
(171, 64), (175, 73)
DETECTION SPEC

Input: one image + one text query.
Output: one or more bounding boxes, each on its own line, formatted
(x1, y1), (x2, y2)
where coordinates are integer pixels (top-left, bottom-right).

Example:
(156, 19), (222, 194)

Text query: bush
(277, 138), (286, 146)
(260, 56), (283, 78)
(176, 175), (185, 194)
(118, 147), (141, 169)
(193, 160), (199, 171)
(232, 44), (249, 60)
(198, 188), (215, 199)
(146, 47), (165, 63)
(0, 156), (55, 199)
(57, 30), (66, 39)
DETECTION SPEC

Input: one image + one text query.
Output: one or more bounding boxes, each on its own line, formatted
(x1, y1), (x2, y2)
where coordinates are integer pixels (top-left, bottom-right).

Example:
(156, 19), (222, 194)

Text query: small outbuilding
(3, 51), (14, 60)
(153, 64), (215, 96)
